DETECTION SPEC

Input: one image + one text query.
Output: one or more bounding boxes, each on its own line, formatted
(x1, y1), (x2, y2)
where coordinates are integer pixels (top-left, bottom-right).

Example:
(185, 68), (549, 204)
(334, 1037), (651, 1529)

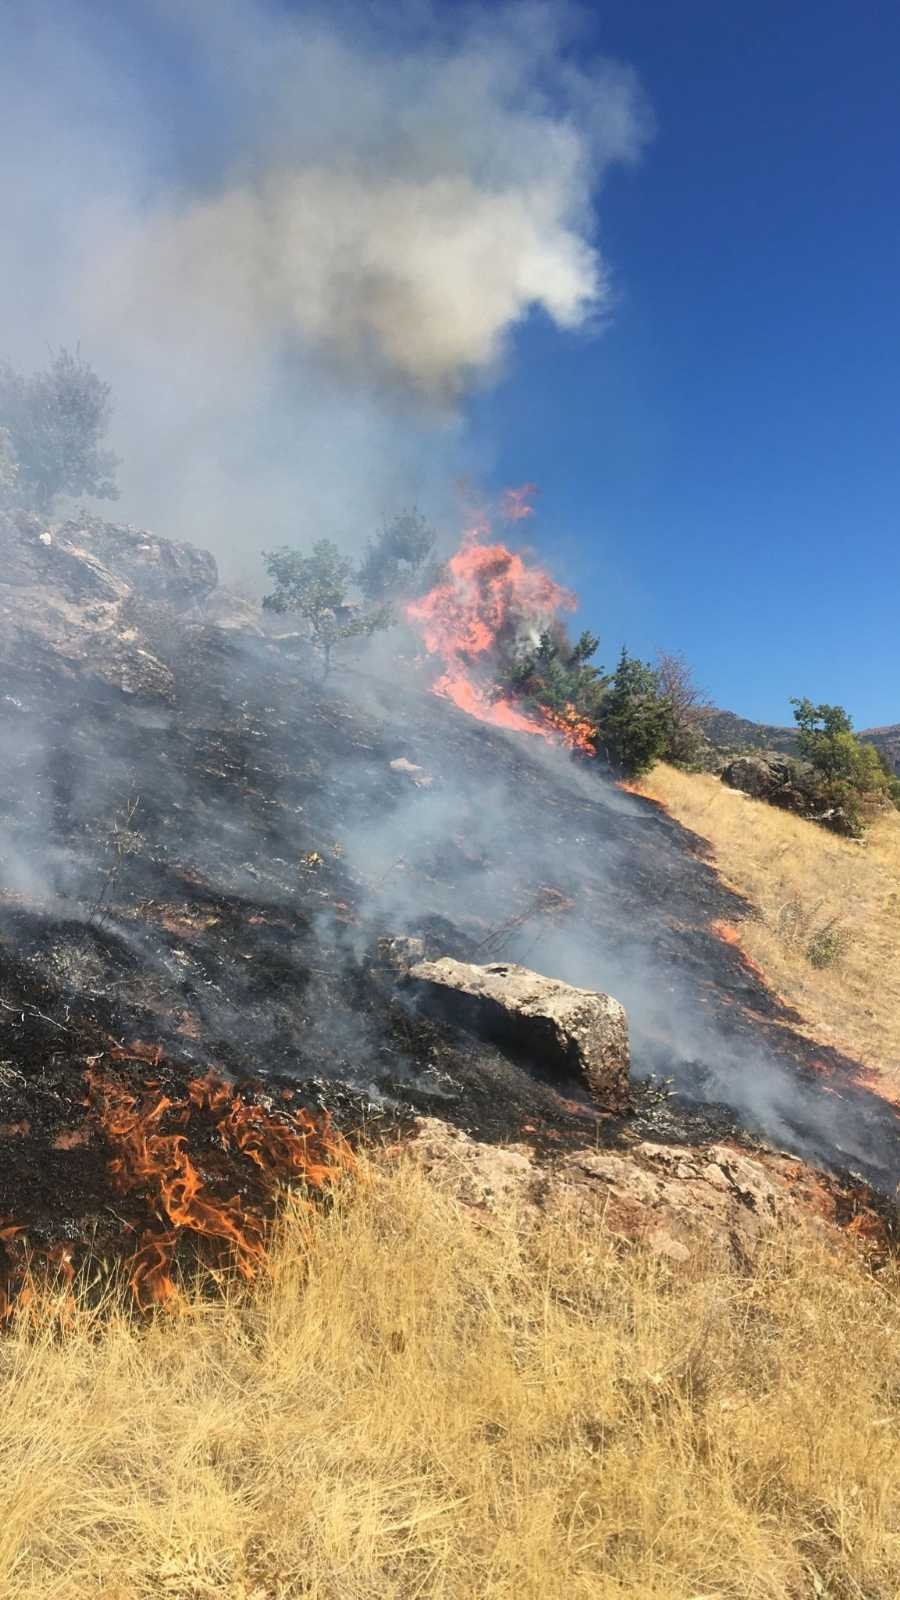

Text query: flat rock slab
(407, 958), (630, 1112)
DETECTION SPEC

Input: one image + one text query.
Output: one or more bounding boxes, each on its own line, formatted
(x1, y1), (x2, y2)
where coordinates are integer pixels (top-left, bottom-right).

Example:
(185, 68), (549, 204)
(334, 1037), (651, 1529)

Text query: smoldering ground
(0, 527), (898, 1194)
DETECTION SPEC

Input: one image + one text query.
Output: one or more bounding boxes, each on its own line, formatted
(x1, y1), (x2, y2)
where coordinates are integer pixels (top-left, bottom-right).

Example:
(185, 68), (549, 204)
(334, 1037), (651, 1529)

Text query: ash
(0, 516), (897, 1255)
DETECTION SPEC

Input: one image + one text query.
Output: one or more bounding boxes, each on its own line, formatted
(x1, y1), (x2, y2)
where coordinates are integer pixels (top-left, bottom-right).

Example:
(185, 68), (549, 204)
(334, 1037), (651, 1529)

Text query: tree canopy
(357, 509), (437, 602)
(0, 349), (119, 514)
(262, 538), (391, 677)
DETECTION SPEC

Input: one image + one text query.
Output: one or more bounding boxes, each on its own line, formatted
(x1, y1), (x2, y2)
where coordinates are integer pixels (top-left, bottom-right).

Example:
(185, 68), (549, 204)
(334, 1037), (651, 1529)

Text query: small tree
(600, 648), (674, 776)
(262, 539), (390, 678)
(507, 628), (608, 727)
(790, 697), (893, 834)
(357, 509), (437, 602)
(0, 349), (119, 514)
(873, 746), (900, 810)
(655, 649), (710, 767)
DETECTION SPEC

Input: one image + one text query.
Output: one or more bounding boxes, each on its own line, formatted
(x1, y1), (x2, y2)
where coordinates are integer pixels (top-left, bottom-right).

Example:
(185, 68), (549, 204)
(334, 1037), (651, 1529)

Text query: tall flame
(406, 491), (597, 755)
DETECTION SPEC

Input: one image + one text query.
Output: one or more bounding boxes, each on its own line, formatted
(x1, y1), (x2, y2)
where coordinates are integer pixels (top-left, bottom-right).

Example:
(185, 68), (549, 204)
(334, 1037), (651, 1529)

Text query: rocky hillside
(0, 507), (897, 1304)
(700, 706), (900, 771)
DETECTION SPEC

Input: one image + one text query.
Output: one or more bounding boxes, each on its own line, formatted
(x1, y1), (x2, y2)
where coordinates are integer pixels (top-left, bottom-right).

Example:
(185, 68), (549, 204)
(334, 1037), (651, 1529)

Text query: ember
(406, 490), (597, 754)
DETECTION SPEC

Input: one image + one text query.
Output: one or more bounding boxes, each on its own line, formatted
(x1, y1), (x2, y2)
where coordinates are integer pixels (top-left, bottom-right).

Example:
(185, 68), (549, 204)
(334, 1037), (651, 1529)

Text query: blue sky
(2, 1), (896, 728)
(468, 2), (900, 727)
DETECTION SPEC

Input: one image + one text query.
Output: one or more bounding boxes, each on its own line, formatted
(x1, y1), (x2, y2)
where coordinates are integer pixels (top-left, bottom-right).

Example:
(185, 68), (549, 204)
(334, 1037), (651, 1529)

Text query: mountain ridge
(700, 706), (900, 772)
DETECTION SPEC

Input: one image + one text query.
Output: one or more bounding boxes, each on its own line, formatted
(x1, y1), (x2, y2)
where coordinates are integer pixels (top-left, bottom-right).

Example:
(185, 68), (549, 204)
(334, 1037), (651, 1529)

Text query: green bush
(790, 698), (894, 835)
(506, 628), (609, 730)
(262, 538), (391, 678)
(357, 509), (437, 602)
(0, 349), (119, 514)
(806, 921), (852, 969)
(597, 648), (675, 776)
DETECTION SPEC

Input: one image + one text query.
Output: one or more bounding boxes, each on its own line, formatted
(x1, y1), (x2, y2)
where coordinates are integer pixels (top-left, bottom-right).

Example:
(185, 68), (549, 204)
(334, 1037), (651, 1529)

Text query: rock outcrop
(408, 1118), (890, 1264)
(719, 749), (859, 831)
(0, 510), (218, 702)
(407, 957), (630, 1111)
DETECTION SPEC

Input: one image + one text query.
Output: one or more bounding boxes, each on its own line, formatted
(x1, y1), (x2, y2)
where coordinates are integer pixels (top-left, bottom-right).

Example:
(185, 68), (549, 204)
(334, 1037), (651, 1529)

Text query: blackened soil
(0, 621), (897, 1256)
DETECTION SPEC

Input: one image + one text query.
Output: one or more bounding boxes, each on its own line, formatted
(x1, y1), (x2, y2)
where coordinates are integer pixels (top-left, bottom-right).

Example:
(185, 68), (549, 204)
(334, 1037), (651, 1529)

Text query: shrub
(806, 920), (852, 969)
(790, 698), (894, 836)
(357, 508), (437, 602)
(506, 628), (609, 730)
(262, 538), (390, 677)
(598, 648), (675, 776)
(655, 649), (711, 768)
(0, 348), (119, 514)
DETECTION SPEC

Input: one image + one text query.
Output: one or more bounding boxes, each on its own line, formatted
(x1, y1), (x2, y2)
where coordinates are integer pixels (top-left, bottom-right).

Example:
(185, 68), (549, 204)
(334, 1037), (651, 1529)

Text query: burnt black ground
(0, 619), (898, 1249)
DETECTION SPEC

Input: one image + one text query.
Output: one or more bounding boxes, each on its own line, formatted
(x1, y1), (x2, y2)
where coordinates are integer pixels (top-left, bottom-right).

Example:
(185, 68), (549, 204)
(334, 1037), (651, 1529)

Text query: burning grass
(1, 1149), (899, 1599)
(0, 1062), (351, 1318)
(635, 764), (900, 1091)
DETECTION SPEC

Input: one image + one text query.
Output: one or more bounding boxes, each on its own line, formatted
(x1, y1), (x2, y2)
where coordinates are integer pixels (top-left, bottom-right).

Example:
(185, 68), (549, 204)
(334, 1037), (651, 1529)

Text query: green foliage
(806, 921), (852, 969)
(790, 697), (894, 834)
(262, 538), (390, 677)
(873, 746), (900, 810)
(0, 349), (119, 514)
(599, 648), (675, 776)
(357, 509), (437, 602)
(506, 628), (608, 726)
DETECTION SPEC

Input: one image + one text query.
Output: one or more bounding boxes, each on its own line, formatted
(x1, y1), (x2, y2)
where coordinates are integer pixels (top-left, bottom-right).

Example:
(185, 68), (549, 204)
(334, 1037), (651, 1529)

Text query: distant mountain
(859, 724), (900, 774)
(699, 708), (900, 774)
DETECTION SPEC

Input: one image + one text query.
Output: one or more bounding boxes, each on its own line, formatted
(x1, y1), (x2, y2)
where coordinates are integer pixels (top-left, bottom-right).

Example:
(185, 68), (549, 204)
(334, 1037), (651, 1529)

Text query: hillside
(1, 511), (899, 1596)
(701, 706), (900, 772)
(635, 763), (900, 1091)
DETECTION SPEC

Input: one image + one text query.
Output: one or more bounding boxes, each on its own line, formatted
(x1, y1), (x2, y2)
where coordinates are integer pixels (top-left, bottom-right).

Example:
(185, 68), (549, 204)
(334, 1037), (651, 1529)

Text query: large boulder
(719, 750), (869, 835)
(720, 750), (810, 804)
(407, 957), (630, 1111)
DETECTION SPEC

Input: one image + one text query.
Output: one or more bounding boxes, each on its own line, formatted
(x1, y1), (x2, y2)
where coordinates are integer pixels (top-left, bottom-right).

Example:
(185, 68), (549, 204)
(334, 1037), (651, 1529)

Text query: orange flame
(86, 1065), (349, 1307)
(406, 493), (597, 755)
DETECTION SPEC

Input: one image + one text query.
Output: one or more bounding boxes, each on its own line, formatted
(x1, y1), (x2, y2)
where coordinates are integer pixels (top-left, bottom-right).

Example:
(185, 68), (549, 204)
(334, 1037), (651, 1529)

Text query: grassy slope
(635, 765), (900, 1089)
(2, 1157), (899, 1599)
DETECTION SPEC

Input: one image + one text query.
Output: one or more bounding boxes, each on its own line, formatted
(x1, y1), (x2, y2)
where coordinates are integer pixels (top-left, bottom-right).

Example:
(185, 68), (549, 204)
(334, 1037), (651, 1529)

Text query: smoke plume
(0, 0), (650, 566)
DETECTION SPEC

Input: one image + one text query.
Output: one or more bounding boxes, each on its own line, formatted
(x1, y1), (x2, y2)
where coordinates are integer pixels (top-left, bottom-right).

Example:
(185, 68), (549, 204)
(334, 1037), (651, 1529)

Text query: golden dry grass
(2, 1154), (899, 1599)
(635, 765), (900, 1086)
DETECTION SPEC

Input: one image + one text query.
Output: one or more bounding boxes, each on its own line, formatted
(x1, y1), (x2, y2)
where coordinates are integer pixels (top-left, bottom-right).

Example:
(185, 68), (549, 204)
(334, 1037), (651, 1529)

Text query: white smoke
(111, 170), (598, 396)
(0, 0), (651, 565)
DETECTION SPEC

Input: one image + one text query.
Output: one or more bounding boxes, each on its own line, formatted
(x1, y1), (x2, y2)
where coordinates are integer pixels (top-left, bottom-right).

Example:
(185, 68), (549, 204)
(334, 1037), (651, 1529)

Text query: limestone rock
(405, 1119), (858, 1265)
(407, 957), (630, 1111)
(0, 511), (219, 703)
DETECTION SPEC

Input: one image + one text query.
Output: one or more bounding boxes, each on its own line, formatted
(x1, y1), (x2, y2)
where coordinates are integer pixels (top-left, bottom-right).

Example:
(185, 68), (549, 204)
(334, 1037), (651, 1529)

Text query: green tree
(790, 697), (893, 834)
(507, 628), (608, 728)
(873, 746), (900, 810)
(599, 648), (674, 776)
(357, 509), (437, 602)
(0, 349), (119, 514)
(262, 539), (390, 678)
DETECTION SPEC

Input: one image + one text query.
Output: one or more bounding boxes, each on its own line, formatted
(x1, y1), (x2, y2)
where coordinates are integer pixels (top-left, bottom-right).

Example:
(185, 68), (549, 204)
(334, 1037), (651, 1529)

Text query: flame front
(406, 494), (597, 755)
(86, 1065), (350, 1307)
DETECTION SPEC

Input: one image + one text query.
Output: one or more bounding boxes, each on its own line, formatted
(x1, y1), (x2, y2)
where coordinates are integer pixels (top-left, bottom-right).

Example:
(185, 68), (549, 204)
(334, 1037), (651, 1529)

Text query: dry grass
(2, 1154), (899, 1598)
(635, 765), (900, 1085)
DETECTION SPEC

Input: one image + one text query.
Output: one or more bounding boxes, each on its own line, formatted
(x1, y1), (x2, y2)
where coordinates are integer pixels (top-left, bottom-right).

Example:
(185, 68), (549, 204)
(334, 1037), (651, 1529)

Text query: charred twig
(85, 796), (141, 930)
(474, 886), (575, 958)
(0, 995), (72, 1033)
